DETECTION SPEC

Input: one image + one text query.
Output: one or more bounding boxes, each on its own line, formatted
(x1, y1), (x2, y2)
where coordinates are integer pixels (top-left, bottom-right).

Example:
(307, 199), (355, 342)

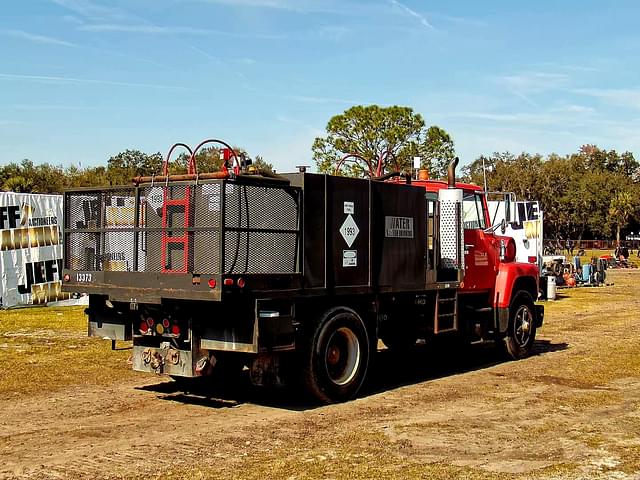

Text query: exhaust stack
(447, 157), (459, 189)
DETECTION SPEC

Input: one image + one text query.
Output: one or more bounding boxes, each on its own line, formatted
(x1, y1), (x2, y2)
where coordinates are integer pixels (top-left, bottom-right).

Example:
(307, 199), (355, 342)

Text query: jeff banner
(0, 192), (72, 307)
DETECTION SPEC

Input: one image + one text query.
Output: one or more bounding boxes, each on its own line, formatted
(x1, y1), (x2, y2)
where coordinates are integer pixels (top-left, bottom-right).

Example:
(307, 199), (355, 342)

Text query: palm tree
(609, 191), (636, 245)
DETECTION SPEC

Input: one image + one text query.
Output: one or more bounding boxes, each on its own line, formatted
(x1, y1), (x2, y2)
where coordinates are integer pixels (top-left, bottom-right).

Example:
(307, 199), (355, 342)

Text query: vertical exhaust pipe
(447, 157), (459, 189)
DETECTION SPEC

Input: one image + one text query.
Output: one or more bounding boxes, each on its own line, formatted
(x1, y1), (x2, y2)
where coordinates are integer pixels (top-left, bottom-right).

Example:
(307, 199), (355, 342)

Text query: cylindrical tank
(546, 275), (556, 300)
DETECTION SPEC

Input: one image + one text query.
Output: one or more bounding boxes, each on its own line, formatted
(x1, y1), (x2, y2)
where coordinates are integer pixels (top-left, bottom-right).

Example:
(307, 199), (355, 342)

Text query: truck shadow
(138, 338), (567, 410)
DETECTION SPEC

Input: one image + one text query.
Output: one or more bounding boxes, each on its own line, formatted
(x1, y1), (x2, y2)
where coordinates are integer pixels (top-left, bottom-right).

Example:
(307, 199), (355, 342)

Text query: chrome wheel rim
(325, 327), (360, 386)
(513, 305), (533, 347)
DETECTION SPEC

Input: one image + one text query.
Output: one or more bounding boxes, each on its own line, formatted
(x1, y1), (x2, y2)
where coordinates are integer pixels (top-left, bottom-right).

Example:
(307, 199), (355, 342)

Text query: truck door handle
(464, 244), (475, 249)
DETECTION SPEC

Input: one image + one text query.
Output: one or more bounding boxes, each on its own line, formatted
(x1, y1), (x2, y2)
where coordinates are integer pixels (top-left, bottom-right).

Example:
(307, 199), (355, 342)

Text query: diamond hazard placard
(339, 214), (359, 247)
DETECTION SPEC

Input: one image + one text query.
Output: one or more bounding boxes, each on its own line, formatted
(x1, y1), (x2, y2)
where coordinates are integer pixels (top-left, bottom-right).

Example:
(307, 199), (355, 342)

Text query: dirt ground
(1, 270), (639, 479)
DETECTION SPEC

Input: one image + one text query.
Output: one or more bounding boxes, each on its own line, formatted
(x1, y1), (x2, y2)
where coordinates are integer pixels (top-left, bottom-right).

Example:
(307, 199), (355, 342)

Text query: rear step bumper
(132, 344), (197, 377)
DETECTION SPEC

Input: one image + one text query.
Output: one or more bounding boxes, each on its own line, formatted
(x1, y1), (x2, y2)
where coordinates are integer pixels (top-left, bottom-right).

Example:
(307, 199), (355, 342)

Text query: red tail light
(208, 278), (217, 289)
(237, 277), (245, 288)
(162, 318), (170, 328)
(139, 321), (149, 333)
(528, 256), (537, 263)
(171, 325), (180, 336)
(223, 278), (233, 286)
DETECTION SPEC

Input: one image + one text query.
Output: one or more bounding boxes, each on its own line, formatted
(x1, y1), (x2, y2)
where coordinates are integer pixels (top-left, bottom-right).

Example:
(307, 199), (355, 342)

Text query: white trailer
(487, 197), (544, 272)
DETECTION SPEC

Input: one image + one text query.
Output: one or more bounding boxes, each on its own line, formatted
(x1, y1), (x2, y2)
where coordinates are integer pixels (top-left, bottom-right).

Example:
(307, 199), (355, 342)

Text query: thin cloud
(495, 71), (570, 107)
(50, 0), (128, 21)
(285, 94), (367, 105)
(0, 29), (75, 47)
(498, 72), (569, 93)
(196, 0), (341, 13)
(79, 24), (216, 35)
(574, 88), (640, 110)
(0, 73), (189, 91)
(79, 23), (285, 39)
(316, 25), (351, 42)
(428, 12), (487, 28)
(389, 0), (433, 30)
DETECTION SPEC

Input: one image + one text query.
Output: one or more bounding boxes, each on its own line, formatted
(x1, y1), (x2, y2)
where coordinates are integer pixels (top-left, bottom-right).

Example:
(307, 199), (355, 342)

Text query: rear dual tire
(301, 307), (371, 404)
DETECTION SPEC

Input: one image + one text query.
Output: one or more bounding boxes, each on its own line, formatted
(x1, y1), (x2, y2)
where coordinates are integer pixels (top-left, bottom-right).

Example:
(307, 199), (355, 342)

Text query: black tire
(301, 307), (371, 404)
(503, 290), (537, 359)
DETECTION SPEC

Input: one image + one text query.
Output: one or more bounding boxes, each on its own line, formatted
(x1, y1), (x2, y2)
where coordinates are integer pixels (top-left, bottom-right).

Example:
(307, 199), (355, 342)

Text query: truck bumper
(132, 344), (197, 377)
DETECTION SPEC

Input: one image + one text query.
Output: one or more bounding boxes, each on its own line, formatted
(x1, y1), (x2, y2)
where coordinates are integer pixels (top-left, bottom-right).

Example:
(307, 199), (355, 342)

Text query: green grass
(0, 306), (136, 396)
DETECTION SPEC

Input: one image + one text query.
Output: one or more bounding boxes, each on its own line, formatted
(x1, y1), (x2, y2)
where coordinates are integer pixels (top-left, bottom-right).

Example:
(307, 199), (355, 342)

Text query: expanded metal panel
(223, 183), (299, 274)
(65, 188), (138, 272)
(438, 189), (464, 271)
(224, 184), (298, 231)
(224, 231), (298, 274)
(64, 180), (300, 275)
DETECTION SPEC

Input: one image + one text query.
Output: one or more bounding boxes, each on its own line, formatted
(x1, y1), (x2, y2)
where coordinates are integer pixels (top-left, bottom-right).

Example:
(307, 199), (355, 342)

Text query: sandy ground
(1, 270), (639, 479)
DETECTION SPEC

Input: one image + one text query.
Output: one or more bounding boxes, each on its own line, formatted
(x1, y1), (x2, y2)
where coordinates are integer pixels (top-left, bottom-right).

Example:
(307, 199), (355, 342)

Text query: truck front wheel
(301, 307), (371, 404)
(503, 291), (537, 359)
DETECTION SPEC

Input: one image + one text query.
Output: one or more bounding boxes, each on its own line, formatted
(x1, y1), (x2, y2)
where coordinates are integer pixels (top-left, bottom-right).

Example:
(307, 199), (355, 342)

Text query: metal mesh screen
(438, 189), (464, 270)
(65, 188), (138, 272)
(64, 180), (299, 275)
(223, 184), (299, 274)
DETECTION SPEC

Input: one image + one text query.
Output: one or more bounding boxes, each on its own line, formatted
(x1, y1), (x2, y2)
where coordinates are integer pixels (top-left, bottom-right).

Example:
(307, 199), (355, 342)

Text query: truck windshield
(462, 192), (487, 230)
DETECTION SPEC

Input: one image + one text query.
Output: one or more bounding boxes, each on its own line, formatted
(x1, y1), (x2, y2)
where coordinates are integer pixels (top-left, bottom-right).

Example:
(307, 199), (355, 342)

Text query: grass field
(0, 306), (135, 397)
(1, 270), (639, 479)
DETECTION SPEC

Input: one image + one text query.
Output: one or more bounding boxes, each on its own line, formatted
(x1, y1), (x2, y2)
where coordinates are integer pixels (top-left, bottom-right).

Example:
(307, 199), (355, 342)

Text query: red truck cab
(411, 178), (542, 356)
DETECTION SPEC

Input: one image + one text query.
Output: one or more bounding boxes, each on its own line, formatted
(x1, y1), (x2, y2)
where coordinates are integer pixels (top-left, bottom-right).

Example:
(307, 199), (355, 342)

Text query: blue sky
(1, 0), (639, 172)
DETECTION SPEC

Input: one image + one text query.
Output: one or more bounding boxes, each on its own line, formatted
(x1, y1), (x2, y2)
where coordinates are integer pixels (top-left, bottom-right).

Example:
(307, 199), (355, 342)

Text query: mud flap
(88, 312), (132, 341)
(534, 305), (544, 328)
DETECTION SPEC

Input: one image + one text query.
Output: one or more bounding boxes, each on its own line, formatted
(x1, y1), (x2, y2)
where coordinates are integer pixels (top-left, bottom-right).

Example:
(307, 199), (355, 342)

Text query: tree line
(0, 147), (273, 194)
(3, 104), (639, 241)
(312, 105), (640, 242)
(461, 146), (640, 243)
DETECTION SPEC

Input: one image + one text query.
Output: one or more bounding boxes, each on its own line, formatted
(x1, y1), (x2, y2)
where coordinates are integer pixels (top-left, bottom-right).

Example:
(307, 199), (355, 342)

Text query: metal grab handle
(162, 142), (194, 176)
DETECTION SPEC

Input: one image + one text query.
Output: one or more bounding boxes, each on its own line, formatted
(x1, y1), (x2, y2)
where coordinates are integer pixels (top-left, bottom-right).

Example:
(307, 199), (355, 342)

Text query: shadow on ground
(138, 338), (568, 411)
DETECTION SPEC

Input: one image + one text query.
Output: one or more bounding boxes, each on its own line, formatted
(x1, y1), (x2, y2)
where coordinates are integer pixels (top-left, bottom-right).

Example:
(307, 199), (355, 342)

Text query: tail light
(237, 277), (245, 288)
(528, 256), (537, 263)
(171, 324), (180, 336)
(162, 318), (170, 328)
(139, 321), (149, 334)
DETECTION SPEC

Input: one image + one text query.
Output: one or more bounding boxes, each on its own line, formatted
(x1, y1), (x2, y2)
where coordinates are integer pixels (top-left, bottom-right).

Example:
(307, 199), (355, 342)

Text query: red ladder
(160, 144), (196, 273)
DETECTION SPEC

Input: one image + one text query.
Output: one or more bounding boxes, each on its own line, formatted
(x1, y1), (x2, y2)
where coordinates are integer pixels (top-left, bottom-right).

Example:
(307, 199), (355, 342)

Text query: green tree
(422, 126), (456, 179)
(174, 147), (274, 174)
(608, 190), (638, 245)
(106, 150), (163, 185)
(461, 146), (640, 241)
(313, 105), (454, 177)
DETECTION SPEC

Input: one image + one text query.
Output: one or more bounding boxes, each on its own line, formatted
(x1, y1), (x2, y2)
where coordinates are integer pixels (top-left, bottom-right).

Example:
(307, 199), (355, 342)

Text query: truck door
(461, 191), (498, 291)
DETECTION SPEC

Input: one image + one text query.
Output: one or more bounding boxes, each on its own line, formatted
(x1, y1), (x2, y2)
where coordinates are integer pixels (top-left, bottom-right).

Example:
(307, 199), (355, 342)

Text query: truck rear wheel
(301, 307), (371, 404)
(503, 290), (537, 359)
